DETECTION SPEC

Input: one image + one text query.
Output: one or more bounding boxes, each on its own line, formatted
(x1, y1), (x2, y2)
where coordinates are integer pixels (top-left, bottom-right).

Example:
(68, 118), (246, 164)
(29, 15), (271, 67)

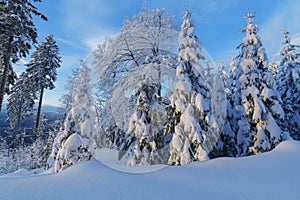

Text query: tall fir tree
(277, 29), (300, 140)
(49, 61), (96, 171)
(7, 72), (35, 131)
(26, 34), (61, 136)
(269, 59), (278, 79)
(119, 82), (165, 165)
(216, 61), (238, 157)
(229, 10), (284, 155)
(0, 0), (47, 112)
(167, 11), (215, 165)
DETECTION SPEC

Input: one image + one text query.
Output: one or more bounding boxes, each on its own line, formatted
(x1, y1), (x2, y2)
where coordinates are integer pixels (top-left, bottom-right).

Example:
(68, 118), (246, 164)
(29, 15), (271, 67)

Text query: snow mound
(94, 148), (167, 173)
(272, 140), (300, 152)
(0, 140), (299, 200)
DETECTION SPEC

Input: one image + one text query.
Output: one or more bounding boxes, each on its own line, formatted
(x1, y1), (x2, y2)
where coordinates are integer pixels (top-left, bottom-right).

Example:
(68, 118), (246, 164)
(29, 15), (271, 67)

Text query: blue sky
(23, 0), (300, 106)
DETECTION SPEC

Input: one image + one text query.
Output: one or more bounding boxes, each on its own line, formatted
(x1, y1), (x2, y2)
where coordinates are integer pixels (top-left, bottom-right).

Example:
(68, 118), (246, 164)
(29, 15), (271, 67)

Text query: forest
(0, 1), (299, 175)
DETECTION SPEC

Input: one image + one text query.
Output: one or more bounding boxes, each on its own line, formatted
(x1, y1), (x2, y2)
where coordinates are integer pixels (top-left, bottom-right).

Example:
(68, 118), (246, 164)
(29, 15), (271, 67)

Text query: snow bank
(0, 140), (299, 200)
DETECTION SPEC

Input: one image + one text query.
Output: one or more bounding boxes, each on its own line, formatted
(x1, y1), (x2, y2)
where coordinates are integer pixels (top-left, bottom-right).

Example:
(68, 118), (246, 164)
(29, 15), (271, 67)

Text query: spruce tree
(54, 133), (91, 172)
(49, 61), (96, 171)
(277, 29), (300, 139)
(229, 10), (284, 155)
(0, 0), (47, 112)
(7, 73), (35, 131)
(269, 59), (278, 79)
(216, 61), (238, 157)
(26, 34), (61, 136)
(167, 11), (215, 165)
(119, 82), (164, 165)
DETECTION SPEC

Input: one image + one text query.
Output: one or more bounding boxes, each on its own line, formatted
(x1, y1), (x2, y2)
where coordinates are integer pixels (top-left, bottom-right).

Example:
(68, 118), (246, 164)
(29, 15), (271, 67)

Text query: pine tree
(30, 114), (48, 169)
(269, 59), (278, 79)
(26, 34), (61, 136)
(167, 11), (215, 165)
(0, 0), (47, 112)
(277, 29), (300, 140)
(215, 61), (238, 157)
(50, 61), (96, 171)
(70, 61), (97, 150)
(54, 133), (91, 172)
(59, 68), (79, 115)
(229, 10), (284, 155)
(119, 82), (165, 165)
(6, 73), (35, 132)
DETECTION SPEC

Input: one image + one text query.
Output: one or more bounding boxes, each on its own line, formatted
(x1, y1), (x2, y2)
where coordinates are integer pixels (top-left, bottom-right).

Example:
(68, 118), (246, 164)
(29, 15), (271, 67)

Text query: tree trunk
(157, 63), (161, 97)
(16, 101), (23, 137)
(0, 36), (13, 113)
(35, 86), (44, 139)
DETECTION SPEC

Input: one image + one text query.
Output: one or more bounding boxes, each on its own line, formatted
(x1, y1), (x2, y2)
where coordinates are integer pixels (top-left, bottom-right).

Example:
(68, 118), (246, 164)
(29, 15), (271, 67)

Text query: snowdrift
(0, 140), (299, 200)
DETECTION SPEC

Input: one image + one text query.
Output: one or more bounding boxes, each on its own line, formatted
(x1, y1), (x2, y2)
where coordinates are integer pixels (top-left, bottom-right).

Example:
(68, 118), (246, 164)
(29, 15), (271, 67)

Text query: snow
(1, 140), (300, 200)
(94, 148), (166, 173)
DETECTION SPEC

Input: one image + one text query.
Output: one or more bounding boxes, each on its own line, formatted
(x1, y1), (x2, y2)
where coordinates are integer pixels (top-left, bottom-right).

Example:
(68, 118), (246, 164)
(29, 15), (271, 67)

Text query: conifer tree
(277, 29), (300, 139)
(216, 61), (238, 157)
(7, 73), (35, 131)
(0, 0), (47, 112)
(26, 34), (61, 136)
(229, 10), (284, 155)
(50, 61), (96, 171)
(269, 59), (278, 79)
(54, 133), (91, 172)
(167, 11), (215, 165)
(119, 82), (164, 165)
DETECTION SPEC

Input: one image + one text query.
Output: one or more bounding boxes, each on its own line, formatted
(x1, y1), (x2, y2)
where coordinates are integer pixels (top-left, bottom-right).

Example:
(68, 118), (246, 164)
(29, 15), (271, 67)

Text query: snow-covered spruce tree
(42, 120), (60, 169)
(45, 69), (80, 169)
(0, 0), (47, 112)
(119, 81), (165, 165)
(51, 61), (96, 172)
(167, 11), (216, 165)
(277, 29), (300, 140)
(30, 114), (48, 169)
(54, 133), (90, 172)
(26, 34), (61, 136)
(229, 11), (284, 155)
(269, 59), (278, 79)
(214, 61), (238, 157)
(7, 73), (35, 132)
(59, 68), (79, 115)
(70, 61), (98, 150)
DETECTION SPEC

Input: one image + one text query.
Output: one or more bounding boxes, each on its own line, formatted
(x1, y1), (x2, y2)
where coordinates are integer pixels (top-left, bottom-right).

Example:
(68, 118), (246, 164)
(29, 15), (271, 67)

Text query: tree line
(0, 2), (299, 174)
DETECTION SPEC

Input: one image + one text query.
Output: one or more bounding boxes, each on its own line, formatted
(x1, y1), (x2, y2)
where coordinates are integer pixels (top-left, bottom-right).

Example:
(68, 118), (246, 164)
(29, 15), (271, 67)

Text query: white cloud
(260, 0), (300, 59)
(58, 0), (117, 51)
(291, 33), (300, 46)
(56, 37), (90, 52)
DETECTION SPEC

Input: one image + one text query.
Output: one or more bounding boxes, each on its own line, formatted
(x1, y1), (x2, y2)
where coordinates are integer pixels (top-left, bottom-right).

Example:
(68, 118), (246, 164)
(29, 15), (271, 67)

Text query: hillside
(0, 140), (299, 200)
(0, 104), (62, 135)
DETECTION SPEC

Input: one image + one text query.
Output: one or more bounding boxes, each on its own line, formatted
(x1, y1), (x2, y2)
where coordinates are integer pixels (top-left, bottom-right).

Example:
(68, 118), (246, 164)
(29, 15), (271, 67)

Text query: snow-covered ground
(1, 140), (300, 200)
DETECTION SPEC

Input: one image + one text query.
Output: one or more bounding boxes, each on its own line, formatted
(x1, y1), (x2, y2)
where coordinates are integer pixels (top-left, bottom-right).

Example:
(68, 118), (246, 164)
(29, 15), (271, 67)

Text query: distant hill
(0, 103), (64, 137)
(1, 103), (62, 113)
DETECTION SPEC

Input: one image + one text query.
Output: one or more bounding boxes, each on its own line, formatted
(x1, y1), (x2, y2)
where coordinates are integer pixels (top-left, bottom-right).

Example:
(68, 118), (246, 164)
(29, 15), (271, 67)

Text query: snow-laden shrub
(54, 133), (91, 172)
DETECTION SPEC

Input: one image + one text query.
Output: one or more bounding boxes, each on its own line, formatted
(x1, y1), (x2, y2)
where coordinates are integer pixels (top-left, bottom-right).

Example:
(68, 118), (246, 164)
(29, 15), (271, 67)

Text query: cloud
(56, 37), (90, 52)
(291, 33), (300, 46)
(58, 0), (241, 51)
(260, 0), (300, 59)
(58, 0), (118, 51)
